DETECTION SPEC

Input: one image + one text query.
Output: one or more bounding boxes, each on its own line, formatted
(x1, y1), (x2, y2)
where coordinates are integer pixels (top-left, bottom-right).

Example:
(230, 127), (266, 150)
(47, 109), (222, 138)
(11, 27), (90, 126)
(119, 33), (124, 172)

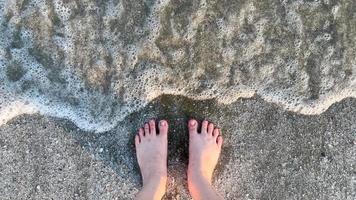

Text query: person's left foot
(135, 119), (168, 199)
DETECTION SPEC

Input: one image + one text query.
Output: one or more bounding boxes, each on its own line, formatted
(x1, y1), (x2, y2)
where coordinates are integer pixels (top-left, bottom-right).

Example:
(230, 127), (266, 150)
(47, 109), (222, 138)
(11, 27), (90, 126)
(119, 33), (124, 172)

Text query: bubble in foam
(52, 0), (72, 22)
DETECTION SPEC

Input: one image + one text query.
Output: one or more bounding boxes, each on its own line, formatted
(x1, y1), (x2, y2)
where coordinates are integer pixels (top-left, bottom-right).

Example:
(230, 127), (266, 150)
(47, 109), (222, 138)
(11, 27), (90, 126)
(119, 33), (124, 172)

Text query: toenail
(160, 120), (166, 126)
(189, 120), (196, 126)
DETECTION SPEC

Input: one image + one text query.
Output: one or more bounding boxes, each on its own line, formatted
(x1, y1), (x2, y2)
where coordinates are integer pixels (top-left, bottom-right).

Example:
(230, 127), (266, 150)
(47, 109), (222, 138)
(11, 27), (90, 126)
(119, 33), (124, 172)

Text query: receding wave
(0, 0), (355, 132)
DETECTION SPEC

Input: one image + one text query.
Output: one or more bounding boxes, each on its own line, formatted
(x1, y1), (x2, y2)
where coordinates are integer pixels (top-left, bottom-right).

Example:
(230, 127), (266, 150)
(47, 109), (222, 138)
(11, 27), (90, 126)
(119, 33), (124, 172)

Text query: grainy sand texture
(1, 96), (355, 199)
(0, 0), (355, 199)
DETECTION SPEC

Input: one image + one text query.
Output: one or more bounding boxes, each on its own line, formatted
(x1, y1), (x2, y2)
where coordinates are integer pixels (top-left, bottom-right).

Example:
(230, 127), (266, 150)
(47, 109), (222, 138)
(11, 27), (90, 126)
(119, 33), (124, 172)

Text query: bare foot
(135, 119), (168, 200)
(188, 119), (223, 200)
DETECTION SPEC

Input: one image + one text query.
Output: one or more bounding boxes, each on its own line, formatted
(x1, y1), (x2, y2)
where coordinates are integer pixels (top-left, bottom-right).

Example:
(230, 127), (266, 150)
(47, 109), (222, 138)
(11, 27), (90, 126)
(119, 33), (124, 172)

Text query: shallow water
(0, 0), (355, 132)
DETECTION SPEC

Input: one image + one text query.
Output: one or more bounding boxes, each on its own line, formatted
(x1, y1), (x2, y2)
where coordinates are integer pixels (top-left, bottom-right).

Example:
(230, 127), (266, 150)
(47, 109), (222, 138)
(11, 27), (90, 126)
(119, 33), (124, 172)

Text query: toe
(188, 119), (198, 134)
(208, 123), (214, 136)
(135, 134), (140, 146)
(217, 135), (223, 148)
(139, 128), (144, 138)
(149, 119), (156, 135)
(158, 120), (168, 137)
(144, 123), (150, 136)
(213, 128), (220, 138)
(201, 120), (208, 134)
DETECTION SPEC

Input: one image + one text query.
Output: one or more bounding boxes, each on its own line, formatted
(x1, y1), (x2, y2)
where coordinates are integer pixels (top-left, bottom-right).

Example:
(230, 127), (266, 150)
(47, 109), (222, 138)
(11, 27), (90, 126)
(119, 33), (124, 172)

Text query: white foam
(0, 100), (38, 124)
(0, 0), (355, 133)
(53, 0), (72, 22)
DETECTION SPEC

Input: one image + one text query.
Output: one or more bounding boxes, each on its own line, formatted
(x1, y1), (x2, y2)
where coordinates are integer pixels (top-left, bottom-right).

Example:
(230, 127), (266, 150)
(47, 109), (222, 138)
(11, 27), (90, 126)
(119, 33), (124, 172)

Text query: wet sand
(1, 96), (355, 199)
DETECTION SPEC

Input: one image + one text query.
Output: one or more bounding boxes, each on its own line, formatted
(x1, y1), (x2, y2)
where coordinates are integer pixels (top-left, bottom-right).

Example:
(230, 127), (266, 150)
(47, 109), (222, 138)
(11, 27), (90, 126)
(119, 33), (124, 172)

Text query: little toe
(135, 134), (140, 146)
(144, 123), (150, 136)
(201, 120), (208, 134)
(213, 128), (220, 138)
(188, 119), (198, 134)
(217, 135), (223, 148)
(158, 120), (168, 137)
(139, 128), (144, 138)
(149, 119), (156, 135)
(208, 123), (214, 136)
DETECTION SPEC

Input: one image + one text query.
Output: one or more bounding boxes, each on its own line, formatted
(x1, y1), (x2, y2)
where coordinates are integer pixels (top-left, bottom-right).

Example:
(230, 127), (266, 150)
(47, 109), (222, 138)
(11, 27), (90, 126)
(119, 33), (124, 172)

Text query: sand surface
(1, 96), (355, 199)
(1, 0), (356, 131)
(1, 0), (356, 199)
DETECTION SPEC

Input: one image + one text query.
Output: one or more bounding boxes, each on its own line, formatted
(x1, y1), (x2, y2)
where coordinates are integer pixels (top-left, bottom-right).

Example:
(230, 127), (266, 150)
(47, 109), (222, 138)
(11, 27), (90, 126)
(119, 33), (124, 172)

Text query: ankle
(188, 165), (212, 184)
(188, 172), (212, 190)
(142, 171), (167, 185)
(143, 172), (167, 189)
(138, 175), (167, 200)
(188, 172), (219, 200)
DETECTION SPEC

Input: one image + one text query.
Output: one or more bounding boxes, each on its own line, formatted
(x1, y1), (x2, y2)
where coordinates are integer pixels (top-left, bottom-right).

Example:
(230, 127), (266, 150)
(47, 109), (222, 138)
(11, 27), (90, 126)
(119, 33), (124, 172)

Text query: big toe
(188, 119), (198, 134)
(159, 120), (168, 137)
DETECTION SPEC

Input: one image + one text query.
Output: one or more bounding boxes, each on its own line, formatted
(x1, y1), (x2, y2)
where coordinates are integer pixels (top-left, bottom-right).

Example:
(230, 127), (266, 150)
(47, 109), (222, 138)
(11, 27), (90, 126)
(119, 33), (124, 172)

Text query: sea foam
(0, 0), (355, 132)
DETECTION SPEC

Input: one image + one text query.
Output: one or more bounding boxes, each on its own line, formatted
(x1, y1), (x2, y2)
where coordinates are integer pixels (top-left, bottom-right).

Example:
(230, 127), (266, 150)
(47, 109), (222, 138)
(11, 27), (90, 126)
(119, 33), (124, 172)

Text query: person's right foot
(187, 119), (223, 184)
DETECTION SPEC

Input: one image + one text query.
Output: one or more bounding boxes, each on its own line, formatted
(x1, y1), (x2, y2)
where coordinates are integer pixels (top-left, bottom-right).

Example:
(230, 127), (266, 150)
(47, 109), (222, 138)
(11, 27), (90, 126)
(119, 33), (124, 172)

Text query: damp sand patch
(0, 95), (355, 199)
(1, 0), (356, 133)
